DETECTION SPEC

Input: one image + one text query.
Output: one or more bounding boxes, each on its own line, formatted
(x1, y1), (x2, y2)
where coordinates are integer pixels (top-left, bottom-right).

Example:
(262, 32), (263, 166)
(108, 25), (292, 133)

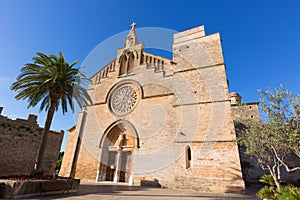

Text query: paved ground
(15, 182), (259, 200)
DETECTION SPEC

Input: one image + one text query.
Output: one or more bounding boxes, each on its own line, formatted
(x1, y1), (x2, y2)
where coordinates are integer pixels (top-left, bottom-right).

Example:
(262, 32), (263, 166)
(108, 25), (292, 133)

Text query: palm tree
(11, 52), (92, 173)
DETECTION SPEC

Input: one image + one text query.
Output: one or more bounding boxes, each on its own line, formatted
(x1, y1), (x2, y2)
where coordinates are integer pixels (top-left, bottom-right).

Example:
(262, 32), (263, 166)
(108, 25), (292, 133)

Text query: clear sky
(1, 0), (300, 151)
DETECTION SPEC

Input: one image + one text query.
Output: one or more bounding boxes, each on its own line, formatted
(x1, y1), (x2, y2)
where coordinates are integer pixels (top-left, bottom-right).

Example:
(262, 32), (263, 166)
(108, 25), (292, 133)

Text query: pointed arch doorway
(98, 120), (139, 183)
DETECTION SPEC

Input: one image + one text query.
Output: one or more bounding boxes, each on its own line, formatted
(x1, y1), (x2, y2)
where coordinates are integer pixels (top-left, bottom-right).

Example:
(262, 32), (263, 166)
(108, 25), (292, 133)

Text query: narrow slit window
(186, 146), (191, 169)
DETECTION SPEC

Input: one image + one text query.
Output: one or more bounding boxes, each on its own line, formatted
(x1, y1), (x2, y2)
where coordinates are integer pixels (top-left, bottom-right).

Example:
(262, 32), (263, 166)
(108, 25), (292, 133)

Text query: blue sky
(1, 0), (300, 151)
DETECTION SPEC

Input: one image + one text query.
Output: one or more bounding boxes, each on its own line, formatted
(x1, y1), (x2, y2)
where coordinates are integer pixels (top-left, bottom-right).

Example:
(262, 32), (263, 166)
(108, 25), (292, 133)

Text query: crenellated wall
(0, 107), (64, 176)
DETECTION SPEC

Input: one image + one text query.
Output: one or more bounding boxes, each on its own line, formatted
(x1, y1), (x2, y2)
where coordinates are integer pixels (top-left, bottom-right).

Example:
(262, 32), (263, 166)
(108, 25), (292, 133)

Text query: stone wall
(230, 97), (264, 185)
(59, 126), (79, 178)
(0, 107), (64, 176)
(60, 25), (246, 193)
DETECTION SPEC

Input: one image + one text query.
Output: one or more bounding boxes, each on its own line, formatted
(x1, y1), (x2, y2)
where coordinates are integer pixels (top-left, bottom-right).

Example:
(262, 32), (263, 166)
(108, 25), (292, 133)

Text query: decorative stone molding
(109, 81), (141, 116)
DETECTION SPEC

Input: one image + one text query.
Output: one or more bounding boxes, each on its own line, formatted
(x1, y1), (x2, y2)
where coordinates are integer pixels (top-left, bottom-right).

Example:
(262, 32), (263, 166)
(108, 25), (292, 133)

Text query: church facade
(60, 25), (246, 193)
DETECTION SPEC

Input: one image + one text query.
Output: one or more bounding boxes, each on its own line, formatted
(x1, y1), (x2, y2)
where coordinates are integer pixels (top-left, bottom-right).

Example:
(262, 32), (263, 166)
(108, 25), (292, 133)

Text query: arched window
(119, 52), (136, 76)
(119, 56), (127, 76)
(127, 53), (135, 73)
(186, 146), (192, 169)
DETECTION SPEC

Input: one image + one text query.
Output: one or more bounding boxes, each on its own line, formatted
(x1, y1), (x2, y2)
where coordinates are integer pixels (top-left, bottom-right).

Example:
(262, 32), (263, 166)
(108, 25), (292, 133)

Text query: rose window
(110, 85), (138, 115)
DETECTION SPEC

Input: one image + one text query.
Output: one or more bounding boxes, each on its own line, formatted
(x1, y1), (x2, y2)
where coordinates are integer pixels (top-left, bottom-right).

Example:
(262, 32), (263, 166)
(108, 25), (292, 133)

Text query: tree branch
(293, 147), (300, 159)
(271, 145), (300, 172)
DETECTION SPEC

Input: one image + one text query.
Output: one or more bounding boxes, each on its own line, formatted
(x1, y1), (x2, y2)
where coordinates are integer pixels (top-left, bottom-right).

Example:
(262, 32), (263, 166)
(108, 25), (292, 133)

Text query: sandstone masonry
(0, 107), (64, 176)
(60, 25), (246, 193)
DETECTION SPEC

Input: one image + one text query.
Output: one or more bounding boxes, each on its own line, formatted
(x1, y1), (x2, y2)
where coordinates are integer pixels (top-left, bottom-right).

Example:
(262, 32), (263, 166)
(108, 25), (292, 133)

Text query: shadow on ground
(21, 182), (259, 200)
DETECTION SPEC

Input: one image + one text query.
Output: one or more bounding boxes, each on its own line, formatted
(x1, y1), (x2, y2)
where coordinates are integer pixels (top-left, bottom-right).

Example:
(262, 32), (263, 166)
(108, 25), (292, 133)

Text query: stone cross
(131, 22), (136, 30)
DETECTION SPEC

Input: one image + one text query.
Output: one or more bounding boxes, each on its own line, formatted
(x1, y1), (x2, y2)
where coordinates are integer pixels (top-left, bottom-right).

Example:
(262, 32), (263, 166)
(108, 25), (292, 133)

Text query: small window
(186, 146), (192, 169)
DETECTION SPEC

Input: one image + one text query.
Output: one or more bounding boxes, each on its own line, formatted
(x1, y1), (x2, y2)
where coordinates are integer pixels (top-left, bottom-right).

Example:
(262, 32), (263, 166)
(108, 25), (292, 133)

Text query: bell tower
(124, 22), (138, 48)
(117, 22), (144, 76)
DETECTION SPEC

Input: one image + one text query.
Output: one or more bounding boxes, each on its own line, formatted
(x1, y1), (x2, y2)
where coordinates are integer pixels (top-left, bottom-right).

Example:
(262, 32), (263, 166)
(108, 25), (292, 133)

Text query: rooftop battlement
(0, 107), (39, 127)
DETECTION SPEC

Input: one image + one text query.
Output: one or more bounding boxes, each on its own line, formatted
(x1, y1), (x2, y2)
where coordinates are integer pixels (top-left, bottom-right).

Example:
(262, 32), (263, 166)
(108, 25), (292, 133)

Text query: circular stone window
(109, 82), (140, 115)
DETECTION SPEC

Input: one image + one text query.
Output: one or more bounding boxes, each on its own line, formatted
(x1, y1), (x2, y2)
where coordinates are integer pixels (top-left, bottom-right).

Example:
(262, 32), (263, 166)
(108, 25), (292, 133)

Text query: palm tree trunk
(35, 100), (57, 173)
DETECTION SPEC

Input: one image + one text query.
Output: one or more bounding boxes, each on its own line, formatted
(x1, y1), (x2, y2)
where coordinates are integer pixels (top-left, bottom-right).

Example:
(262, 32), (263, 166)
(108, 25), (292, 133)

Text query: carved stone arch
(118, 51), (139, 76)
(118, 50), (138, 63)
(132, 50), (139, 59)
(98, 119), (139, 183)
(99, 119), (140, 148)
(118, 53), (128, 63)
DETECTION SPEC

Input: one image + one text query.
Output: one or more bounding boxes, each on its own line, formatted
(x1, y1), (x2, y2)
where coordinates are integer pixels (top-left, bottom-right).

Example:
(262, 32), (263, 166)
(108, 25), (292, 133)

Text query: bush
(256, 174), (300, 199)
(257, 185), (274, 199)
(259, 174), (275, 187)
(257, 184), (300, 200)
(276, 185), (300, 200)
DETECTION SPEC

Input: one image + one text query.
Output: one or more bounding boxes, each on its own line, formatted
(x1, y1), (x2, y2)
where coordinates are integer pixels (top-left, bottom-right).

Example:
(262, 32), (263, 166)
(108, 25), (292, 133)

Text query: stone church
(60, 25), (252, 193)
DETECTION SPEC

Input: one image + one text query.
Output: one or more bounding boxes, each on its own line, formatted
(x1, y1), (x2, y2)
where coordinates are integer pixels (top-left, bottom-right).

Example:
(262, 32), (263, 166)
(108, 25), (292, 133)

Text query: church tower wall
(169, 26), (244, 192)
(60, 25), (245, 193)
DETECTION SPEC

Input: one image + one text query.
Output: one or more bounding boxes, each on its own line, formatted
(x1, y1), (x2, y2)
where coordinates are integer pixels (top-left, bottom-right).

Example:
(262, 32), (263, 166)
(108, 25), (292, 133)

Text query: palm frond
(11, 52), (92, 114)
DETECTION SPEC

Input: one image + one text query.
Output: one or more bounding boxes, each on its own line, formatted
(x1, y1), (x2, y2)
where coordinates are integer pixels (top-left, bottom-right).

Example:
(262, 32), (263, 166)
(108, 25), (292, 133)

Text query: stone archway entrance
(98, 121), (138, 183)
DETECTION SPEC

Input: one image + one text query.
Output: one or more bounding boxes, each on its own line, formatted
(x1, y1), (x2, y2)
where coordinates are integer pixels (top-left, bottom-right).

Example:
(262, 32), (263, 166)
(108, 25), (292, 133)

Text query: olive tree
(237, 85), (300, 189)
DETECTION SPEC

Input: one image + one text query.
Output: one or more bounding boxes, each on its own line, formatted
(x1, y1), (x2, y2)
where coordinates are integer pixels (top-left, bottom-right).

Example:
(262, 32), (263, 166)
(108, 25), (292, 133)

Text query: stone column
(113, 149), (122, 182)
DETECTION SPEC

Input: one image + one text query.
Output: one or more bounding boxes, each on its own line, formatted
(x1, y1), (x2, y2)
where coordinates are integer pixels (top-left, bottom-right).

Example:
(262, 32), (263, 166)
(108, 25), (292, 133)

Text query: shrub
(276, 185), (300, 200)
(259, 174), (275, 187)
(256, 174), (300, 199)
(257, 184), (300, 200)
(257, 185), (274, 199)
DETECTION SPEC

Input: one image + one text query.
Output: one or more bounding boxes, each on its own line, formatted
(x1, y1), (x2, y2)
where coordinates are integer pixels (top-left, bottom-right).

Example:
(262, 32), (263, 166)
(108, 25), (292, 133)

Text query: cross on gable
(131, 22), (136, 30)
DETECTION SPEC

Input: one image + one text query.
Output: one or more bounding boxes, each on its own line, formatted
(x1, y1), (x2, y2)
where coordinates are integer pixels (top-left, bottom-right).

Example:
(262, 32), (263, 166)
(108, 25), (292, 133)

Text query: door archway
(98, 120), (139, 183)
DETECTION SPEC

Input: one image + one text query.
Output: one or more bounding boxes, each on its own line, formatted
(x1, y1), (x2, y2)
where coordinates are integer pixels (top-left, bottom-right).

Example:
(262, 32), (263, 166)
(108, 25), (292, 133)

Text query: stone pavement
(22, 182), (259, 200)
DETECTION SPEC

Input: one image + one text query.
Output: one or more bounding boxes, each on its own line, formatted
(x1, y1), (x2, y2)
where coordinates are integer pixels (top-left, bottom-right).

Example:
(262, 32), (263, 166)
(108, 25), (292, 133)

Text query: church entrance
(105, 151), (117, 181)
(104, 150), (132, 182)
(98, 121), (138, 183)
